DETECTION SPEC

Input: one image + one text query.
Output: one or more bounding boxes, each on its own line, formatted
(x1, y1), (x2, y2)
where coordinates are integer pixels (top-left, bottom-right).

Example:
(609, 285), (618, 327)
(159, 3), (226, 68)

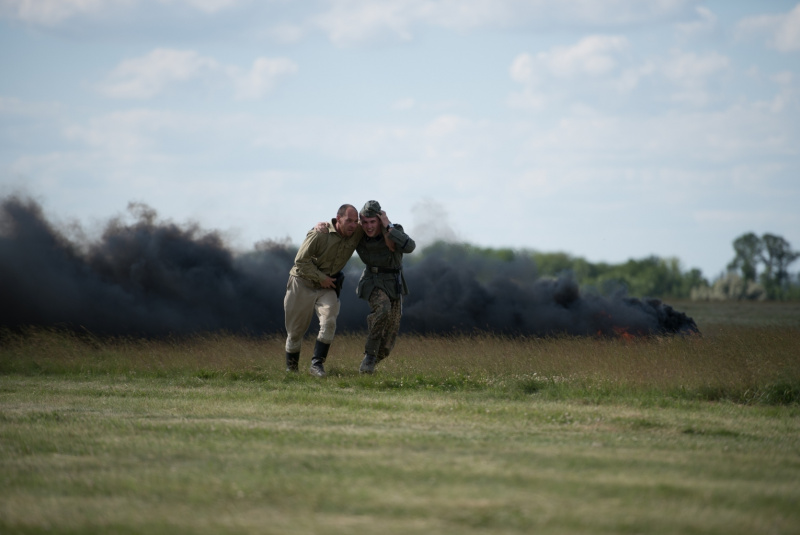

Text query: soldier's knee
(377, 305), (391, 320)
(318, 318), (337, 343)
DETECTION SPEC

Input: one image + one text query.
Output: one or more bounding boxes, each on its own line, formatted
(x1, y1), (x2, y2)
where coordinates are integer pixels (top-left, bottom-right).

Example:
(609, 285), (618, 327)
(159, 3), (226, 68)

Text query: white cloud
(424, 114), (467, 137)
(0, 0), (120, 25)
(313, 0), (419, 45)
(509, 35), (629, 88)
(63, 108), (187, 152)
(509, 52), (536, 85)
(0, 0), (244, 24)
(99, 49), (219, 99)
(757, 70), (797, 113)
(614, 61), (655, 93)
(1, 0), (700, 46)
(510, 97), (797, 175)
(774, 4), (800, 51)
(676, 6), (717, 36)
(661, 50), (729, 83)
(551, 0), (696, 26)
(508, 35), (632, 110)
(660, 49), (729, 105)
(392, 97), (416, 110)
(312, 0), (697, 46)
(233, 57), (298, 100)
(509, 37), (733, 110)
(247, 112), (495, 168)
(98, 49), (297, 100)
(165, 0), (241, 14)
(737, 3), (800, 52)
(539, 35), (629, 77)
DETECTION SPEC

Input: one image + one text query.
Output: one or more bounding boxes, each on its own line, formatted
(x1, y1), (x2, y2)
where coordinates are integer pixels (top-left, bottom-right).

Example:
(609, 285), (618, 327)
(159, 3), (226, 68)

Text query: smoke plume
(0, 195), (697, 337)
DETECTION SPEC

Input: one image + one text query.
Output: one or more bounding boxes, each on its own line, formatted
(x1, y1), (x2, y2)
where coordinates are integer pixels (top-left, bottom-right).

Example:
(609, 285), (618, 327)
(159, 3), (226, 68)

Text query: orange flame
(612, 326), (635, 341)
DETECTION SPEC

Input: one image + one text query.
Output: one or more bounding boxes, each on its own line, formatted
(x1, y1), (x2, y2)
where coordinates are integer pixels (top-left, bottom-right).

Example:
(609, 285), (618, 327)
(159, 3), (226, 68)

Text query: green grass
(1, 302), (799, 534)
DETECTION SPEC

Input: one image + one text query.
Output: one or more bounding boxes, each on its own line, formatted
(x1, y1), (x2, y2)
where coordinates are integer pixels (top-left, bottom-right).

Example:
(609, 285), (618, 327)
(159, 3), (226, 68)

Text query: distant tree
(580, 256), (700, 298)
(529, 251), (577, 277)
(680, 267), (707, 298)
(416, 243), (706, 299)
(727, 232), (763, 285)
(759, 233), (800, 300)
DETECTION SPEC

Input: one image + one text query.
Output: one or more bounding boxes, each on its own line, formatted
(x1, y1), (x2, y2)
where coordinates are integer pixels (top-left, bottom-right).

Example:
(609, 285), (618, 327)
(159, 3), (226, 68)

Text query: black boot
(359, 353), (377, 374)
(310, 340), (330, 378)
(285, 351), (300, 372)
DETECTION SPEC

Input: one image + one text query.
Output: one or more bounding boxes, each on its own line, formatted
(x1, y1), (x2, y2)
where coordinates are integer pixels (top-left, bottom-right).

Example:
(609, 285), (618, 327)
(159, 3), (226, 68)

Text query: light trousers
(284, 275), (340, 353)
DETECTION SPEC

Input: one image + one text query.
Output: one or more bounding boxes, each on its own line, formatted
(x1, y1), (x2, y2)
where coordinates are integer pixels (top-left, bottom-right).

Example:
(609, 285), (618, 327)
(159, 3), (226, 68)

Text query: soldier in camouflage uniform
(355, 200), (416, 374)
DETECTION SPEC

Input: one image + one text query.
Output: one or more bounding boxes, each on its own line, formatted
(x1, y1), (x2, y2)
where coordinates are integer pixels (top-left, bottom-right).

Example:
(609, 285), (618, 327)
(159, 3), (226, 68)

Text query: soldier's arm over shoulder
(387, 224), (416, 253)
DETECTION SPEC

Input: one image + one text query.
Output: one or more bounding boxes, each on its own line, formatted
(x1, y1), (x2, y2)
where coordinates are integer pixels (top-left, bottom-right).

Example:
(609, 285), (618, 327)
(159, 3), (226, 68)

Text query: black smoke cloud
(0, 196), (697, 337)
(398, 244), (697, 336)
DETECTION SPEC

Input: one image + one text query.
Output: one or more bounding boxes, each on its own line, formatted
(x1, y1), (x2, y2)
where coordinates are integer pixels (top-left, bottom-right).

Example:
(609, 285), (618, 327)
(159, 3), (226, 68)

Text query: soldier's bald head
(337, 204), (357, 218)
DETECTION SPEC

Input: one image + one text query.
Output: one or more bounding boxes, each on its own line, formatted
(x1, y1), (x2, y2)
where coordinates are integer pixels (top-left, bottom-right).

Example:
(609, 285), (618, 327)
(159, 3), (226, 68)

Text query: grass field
(1, 301), (799, 534)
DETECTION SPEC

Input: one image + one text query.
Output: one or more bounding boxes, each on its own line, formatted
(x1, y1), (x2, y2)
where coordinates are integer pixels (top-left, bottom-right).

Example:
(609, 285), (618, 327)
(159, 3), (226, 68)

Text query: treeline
(396, 232), (799, 301)
(398, 242), (706, 300)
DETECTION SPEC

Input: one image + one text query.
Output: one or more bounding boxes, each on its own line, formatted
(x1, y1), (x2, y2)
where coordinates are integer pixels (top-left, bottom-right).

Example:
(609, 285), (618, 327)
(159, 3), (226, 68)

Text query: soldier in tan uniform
(284, 204), (364, 377)
(355, 200), (416, 374)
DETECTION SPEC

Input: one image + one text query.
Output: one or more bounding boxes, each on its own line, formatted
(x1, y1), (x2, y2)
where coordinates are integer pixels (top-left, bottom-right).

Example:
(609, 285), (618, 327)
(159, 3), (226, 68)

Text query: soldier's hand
(320, 276), (336, 289)
(313, 222), (328, 233)
(379, 211), (390, 227)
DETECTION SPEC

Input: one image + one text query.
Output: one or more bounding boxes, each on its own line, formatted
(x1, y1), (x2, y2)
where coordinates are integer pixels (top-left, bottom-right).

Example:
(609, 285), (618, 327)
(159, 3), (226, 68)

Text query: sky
(1, 0), (799, 280)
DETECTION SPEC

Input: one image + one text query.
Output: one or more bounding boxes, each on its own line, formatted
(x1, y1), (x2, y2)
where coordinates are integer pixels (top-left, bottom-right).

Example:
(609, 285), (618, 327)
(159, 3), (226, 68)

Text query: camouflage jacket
(356, 224), (416, 301)
(290, 220), (364, 288)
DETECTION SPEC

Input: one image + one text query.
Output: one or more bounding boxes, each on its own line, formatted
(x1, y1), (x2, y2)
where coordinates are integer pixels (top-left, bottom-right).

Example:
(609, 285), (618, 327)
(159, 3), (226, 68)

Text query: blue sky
(1, 0), (798, 279)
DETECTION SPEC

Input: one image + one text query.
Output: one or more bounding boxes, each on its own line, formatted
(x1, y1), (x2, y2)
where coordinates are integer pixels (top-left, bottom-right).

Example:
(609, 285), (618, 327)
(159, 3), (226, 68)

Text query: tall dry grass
(2, 325), (798, 404)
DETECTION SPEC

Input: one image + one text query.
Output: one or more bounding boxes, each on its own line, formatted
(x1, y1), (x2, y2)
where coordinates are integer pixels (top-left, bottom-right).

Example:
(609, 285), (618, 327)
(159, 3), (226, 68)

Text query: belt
(367, 266), (400, 274)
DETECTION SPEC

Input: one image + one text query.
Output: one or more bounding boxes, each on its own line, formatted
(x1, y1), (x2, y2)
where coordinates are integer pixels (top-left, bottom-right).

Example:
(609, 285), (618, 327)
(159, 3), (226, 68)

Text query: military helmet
(360, 200), (382, 218)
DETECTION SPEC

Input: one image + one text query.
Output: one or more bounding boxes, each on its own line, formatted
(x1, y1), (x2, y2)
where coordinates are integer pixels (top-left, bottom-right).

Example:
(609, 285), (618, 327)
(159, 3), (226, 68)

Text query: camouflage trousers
(365, 289), (402, 361)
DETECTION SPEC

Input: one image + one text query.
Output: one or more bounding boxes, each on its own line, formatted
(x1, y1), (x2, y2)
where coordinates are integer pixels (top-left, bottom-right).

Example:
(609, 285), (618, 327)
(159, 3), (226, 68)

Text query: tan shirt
(289, 220), (364, 287)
